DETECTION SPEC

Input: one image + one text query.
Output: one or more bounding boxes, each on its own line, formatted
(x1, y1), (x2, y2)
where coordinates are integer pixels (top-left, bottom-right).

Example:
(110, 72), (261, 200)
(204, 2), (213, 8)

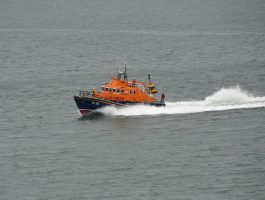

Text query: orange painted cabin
(92, 76), (157, 103)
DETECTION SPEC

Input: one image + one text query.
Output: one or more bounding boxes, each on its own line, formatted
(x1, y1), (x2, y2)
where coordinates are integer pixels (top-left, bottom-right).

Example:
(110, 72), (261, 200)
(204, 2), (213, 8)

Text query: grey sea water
(1, 0), (265, 199)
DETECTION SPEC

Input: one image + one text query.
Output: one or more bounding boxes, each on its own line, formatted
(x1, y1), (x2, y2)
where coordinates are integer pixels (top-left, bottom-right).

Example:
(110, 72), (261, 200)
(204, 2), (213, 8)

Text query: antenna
(117, 67), (122, 79)
(148, 74), (151, 81)
(124, 64), (127, 80)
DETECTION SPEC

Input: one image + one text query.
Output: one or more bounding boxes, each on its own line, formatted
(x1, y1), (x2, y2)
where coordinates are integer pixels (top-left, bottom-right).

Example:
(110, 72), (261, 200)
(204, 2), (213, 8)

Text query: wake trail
(98, 86), (265, 116)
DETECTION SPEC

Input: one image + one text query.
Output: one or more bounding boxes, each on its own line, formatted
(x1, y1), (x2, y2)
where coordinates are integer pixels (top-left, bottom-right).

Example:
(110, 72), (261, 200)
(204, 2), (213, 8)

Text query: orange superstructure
(92, 76), (157, 103)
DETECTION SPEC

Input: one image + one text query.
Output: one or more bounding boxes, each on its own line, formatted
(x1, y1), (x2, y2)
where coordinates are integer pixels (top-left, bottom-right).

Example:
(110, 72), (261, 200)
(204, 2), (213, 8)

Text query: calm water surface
(0, 0), (265, 199)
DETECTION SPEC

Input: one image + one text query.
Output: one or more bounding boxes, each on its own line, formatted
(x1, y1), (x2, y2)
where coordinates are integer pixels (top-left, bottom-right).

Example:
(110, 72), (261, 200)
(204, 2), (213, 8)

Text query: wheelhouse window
(133, 91), (136, 94)
(117, 89), (120, 93)
(113, 88), (116, 92)
(121, 90), (124, 93)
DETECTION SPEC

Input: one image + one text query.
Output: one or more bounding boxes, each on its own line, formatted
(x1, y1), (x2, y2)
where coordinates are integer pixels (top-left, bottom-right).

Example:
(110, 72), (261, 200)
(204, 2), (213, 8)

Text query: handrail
(79, 90), (90, 97)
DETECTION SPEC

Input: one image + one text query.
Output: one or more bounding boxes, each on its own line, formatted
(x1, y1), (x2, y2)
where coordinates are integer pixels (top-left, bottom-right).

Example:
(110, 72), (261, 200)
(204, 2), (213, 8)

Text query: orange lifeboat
(74, 66), (165, 115)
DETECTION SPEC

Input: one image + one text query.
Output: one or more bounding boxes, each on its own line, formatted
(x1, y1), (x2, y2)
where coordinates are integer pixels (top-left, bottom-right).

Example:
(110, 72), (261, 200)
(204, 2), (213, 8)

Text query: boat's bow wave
(97, 86), (265, 116)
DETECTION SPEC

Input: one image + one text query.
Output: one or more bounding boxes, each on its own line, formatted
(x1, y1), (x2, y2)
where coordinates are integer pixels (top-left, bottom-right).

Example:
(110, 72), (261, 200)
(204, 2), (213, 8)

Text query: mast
(124, 64), (127, 81)
(116, 64), (128, 81)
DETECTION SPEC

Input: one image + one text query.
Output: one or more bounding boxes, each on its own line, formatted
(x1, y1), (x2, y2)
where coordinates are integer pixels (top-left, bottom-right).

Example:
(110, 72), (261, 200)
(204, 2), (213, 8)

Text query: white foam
(98, 86), (265, 116)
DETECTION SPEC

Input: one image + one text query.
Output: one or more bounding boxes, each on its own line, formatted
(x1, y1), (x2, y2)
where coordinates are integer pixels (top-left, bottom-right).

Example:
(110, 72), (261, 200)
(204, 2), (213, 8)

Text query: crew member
(92, 88), (96, 97)
(161, 93), (165, 103)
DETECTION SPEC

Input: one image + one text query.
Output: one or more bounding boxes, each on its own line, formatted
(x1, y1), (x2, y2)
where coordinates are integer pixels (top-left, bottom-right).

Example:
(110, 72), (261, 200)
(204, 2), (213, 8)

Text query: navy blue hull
(74, 96), (165, 115)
